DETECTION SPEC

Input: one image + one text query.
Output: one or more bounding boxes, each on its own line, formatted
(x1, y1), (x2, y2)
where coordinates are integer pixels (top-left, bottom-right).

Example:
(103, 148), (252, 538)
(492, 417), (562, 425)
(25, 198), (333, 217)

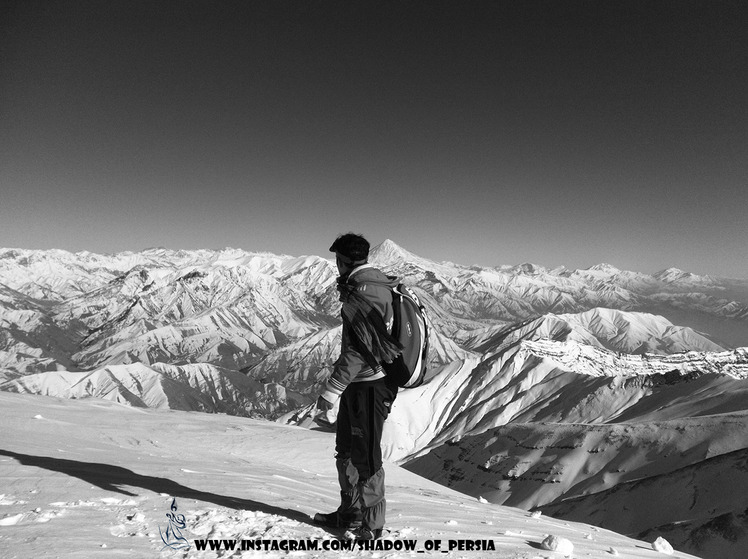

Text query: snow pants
(334, 378), (397, 531)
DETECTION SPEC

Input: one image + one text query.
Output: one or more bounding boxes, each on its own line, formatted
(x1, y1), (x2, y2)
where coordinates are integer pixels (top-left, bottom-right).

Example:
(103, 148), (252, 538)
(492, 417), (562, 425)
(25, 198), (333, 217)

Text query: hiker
(314, 233), (401, 541)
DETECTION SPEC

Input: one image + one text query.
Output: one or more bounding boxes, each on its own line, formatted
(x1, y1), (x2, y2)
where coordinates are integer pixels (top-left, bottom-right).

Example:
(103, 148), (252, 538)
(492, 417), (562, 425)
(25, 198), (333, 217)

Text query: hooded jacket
(320, 264), (401, 403)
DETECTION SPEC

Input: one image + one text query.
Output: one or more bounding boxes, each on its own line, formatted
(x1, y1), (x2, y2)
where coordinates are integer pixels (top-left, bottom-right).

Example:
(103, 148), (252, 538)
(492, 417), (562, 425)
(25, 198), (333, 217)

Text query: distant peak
(514, 262), (546, 274)
(376, 239), (403, 251)
(370, 239), (414, 261)
(656, 267), (688, 276)
(585, 263), (622, 273)
(653, 267), (711, 283)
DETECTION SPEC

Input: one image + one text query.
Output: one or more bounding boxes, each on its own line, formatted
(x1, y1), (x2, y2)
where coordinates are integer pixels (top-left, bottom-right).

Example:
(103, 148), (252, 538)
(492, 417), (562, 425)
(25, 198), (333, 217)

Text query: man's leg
(357, 466), (385, 533)
(316, 387), (362, 528)
(348, 380), (396, 534)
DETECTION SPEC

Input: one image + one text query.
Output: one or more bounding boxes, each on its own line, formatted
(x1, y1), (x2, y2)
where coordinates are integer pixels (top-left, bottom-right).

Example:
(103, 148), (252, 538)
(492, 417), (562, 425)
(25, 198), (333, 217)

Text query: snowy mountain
(0, 362), (297, 417)
(2, 241), (748, 557)
(1, 248), (341, 378)
(377, 324), (747, 464)
(372, 239), (748, 348)
(3, 241), (745, 376)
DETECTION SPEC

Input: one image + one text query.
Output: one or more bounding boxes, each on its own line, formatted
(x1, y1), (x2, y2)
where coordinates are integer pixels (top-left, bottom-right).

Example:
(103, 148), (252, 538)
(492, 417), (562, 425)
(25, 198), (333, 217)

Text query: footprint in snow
(0, 506), (65, 526)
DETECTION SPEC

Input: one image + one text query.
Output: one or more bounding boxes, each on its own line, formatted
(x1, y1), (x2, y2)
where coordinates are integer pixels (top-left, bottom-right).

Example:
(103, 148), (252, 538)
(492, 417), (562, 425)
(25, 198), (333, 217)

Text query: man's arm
(318, 323), (370, 407)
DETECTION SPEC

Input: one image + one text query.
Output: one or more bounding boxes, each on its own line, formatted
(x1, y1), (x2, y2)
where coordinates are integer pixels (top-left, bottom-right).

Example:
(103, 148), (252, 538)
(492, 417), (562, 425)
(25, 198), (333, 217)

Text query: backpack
(382, 284), (430, 388)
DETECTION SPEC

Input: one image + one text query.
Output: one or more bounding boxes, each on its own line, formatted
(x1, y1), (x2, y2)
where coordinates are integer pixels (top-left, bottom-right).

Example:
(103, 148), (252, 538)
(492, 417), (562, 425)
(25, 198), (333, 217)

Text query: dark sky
(1, 0), (747, 277)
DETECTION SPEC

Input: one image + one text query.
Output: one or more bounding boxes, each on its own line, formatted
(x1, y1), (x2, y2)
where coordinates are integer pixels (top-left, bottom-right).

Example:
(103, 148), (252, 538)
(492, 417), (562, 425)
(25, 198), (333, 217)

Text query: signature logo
(160, 497), (190, 552)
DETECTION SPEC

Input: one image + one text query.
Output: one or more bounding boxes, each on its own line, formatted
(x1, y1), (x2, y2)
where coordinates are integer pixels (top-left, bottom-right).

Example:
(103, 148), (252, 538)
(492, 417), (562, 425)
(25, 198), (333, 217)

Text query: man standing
(314, 233), (401, 540)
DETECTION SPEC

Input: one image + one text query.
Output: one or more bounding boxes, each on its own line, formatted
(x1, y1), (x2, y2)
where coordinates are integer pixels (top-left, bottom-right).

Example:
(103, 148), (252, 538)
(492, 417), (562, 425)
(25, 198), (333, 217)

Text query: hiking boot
(313, 511), (362, 530)
(344, 526), (383, 541)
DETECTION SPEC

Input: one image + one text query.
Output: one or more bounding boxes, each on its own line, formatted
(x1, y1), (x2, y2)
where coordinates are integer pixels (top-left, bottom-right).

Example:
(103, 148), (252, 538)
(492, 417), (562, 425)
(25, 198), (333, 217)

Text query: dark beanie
(329, 233), (370, 263)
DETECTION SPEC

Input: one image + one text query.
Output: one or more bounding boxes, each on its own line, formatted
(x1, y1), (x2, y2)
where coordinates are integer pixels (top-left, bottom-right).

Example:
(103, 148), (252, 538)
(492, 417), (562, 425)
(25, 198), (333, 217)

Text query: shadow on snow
(0, 448), (315, 527)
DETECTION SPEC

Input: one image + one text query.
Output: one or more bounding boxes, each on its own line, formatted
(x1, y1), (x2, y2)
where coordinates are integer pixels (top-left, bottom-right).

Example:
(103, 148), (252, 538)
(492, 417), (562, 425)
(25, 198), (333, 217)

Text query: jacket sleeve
(320, 321), (371, 402)
(320, 283), (393, 403)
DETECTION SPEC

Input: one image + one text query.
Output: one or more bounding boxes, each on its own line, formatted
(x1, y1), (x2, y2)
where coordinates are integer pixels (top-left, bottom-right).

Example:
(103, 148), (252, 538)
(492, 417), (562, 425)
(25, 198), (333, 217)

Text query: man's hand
(314, 394), (337, 430)
(316, 394), (334, 412)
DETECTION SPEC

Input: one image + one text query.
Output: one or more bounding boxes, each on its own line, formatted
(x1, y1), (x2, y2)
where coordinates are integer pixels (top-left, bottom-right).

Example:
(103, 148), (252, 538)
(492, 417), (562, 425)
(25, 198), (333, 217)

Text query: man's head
(330, 233), (369, 275)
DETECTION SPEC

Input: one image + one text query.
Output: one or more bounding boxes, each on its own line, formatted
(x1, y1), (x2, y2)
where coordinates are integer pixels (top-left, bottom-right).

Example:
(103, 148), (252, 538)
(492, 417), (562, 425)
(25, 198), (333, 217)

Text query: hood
(345, 264), (400, 288)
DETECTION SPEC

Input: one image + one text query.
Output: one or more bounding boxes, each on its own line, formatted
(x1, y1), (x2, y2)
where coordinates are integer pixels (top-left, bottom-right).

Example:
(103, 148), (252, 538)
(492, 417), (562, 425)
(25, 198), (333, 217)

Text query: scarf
(336, 278), (403, 368)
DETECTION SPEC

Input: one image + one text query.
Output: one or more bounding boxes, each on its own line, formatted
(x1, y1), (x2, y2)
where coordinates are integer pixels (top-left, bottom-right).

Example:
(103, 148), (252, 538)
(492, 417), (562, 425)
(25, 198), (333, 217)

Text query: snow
(0, 392), (701, 558)
(653, 537), (675, 555)
(540, 534), (573, 554)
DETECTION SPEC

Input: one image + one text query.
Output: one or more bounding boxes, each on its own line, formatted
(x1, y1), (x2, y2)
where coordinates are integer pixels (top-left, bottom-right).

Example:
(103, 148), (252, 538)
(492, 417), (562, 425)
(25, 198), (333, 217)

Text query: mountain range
(2, 240), (748, 558)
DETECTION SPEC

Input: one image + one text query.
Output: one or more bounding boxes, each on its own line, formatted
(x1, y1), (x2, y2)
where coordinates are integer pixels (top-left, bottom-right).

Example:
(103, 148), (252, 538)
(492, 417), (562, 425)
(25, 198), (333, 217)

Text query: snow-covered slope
(541, 446), (748, 559)
(404, 413), (748, 506)
(0, 284), (77, 376)
(0, 391), (701, 559)
(403, 413), (748, 559)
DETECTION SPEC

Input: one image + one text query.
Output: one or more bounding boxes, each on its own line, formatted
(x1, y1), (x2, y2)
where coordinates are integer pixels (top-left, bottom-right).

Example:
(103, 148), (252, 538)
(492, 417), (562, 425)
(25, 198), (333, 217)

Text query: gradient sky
(2, 1), (747, 277)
